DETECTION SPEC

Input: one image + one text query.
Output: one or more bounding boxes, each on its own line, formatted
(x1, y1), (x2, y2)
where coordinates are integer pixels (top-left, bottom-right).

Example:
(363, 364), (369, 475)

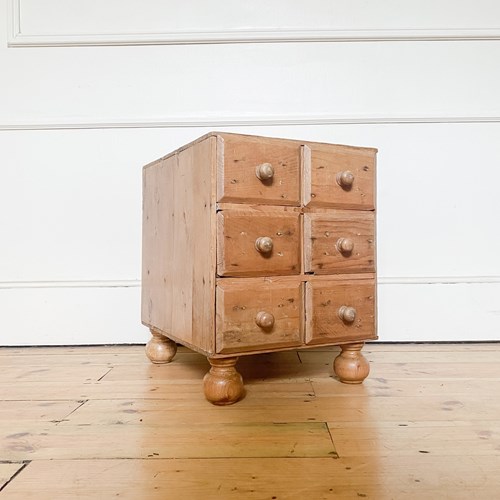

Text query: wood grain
(305, 279), (376, 345)
(217, 133), (301, 206)
(4, 456), (500, 499)
(306, 143), (376, 209)
(0, 400), (83, 422)
(141, 154), (175, 341)
(0, 463), (25, 491)
(0, 421), (334, 461)
(217, 211), (301, 277)
(216, 203), (302, 213)
(328, 420), (500, 457)
(141, 136), (216, 354)
(304, 210), (375, 274)
(0, 364), (111, 384)
(216, 279), (303, 354)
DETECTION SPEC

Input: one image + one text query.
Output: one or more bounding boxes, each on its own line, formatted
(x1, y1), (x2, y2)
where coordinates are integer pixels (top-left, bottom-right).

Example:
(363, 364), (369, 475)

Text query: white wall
(1, 0), (500, 345)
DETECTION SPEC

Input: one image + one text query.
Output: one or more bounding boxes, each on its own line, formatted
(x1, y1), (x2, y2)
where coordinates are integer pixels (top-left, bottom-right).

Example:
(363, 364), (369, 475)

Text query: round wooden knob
(255, 163), (274, 181)
(255, 236), (273, 254)
(336, 170), (354, 189)
(336, 237), (354, 255)
(338, 305), (357, 323)
(255, 311), (275, 330)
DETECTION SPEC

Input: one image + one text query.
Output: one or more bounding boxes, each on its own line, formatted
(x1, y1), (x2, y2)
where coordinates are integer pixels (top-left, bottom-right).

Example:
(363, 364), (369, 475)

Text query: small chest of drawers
(142, 132), (377, 405)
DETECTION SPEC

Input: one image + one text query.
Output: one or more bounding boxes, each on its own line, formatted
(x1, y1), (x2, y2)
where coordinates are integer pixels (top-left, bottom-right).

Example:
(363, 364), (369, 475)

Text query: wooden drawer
(216, 279), (303, 354)
(217, 134), (301, 206)
(217, 211), (301, 277)
(305, 279), (376, 345)
(304, 211), (375, 274)
(303, 144), (375, 209)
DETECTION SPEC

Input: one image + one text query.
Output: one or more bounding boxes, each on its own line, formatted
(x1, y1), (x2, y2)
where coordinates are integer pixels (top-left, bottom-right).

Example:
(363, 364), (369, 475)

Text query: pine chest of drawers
(142, 132), (377, 405)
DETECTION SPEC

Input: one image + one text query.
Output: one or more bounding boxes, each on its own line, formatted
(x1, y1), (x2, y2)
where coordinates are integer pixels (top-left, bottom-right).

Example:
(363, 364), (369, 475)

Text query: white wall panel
(1, 0), (499, 344)
(246, 123), (500, 280)
(1, 42), (500, 127)
(1, 124), (499, 284)
(0, 126), (215, 283)
(9, 0), (500, 46)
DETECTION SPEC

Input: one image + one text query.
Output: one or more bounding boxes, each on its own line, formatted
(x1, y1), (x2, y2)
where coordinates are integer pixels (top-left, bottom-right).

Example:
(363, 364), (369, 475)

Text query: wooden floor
(1, 343), (500, 499)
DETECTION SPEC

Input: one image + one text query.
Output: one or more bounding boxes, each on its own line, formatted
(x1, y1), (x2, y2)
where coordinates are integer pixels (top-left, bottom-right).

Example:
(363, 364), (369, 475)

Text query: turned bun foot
(145, 329), (177, 364)
(334, 342), (370, 384)
(203, 357), (244, 405)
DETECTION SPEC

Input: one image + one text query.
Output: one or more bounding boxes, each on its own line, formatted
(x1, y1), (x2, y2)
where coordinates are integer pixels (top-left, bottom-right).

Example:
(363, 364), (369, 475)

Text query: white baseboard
(9, 29), (500, 48)
(378, 282), (500, 342)
(0, 286), (144, 346)
(1, 281), (499, 345)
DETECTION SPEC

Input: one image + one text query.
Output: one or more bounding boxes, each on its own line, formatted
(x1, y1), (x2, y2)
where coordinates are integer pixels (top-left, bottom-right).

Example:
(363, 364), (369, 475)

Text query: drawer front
(304, 145), (375, 209)
(305, 280), (376, 345)
(216, 279), (303, 354)
(304, 211), (375, 274)
(217, 135), (301, 206)
(217, 211), (301, 277)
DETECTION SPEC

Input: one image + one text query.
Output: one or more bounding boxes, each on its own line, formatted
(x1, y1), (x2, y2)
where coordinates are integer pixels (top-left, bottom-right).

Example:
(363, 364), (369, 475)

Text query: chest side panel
(142, 136), (216, 354)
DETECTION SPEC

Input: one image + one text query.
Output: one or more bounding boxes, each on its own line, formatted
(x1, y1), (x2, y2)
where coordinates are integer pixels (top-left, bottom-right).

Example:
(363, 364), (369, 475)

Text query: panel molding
(1, 276), (500, 289)
(378, 276), (500, 285)
(2, 115), (500, 131)
(0, 280), (141, 289)
(9, 29), (500, 48)
(7, 0), (500, 47)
